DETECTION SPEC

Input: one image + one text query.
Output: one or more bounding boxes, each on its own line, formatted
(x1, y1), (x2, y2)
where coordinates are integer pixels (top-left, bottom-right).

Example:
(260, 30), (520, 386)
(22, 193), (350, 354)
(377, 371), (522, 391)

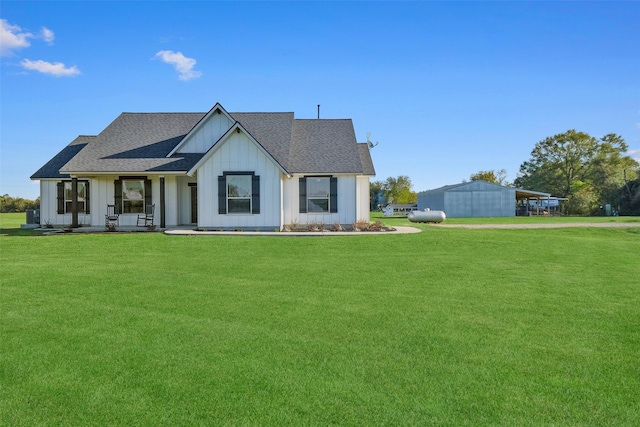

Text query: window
(299, 176), (338, 213)
(114, 177), (151, 214)
(65, 181), (86, 213)
(57, 180), (90, 214)
(218, 172), (260, 215)
(227, 174), (252, 213)
(307, 177), (330, 212)
(122, 180), (145, 213)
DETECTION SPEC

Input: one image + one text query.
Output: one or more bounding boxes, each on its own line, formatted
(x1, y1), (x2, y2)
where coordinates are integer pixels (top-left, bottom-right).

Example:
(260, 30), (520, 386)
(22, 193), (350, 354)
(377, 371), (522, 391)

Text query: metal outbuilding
(417, 180), (551, 218)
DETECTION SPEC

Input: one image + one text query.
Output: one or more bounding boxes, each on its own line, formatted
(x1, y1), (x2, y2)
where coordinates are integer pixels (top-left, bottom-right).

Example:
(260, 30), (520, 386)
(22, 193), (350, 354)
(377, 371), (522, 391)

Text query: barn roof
(420, 180), (550, 198)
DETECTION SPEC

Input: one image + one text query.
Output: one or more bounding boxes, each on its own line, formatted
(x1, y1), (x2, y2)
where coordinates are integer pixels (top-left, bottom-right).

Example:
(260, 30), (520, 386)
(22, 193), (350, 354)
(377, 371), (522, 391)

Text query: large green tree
(470, 169), (509, 186)
(615, 178), (640, 215)
(369, 180), (384, 210)
(515, 130), (639, 215)
(370, 175), (418, 208)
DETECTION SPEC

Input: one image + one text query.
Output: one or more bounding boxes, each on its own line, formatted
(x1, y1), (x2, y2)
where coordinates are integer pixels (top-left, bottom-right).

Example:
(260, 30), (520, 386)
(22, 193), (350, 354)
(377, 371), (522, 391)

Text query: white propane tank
(407, 209), (446, 223)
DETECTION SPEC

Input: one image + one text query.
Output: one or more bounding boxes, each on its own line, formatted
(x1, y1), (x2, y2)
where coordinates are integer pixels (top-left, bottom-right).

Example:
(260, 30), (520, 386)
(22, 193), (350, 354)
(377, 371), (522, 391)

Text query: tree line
(514, 130), (639, 215)
(370, 175), (418, 209)
(0, 194), (39, 213)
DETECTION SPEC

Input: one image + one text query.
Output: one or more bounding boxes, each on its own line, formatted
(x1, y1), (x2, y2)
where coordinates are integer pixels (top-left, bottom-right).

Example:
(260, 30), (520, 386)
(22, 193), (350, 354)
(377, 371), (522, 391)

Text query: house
(417, 180), (551, 218)
(31, 103), (375, 230)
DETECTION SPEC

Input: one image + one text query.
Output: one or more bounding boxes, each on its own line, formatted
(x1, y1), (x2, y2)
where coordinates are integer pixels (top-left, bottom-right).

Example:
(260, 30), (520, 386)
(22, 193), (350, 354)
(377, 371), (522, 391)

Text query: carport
(515, 188), (552, 216)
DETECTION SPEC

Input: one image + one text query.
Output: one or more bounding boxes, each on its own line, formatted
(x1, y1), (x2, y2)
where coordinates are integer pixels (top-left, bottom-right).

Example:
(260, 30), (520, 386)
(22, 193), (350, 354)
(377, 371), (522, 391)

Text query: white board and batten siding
(356, 176), (371, 222)
(196, 132), (282, 229)
(177, 112), (233, 154)
(39, 180), (90, 227)
(282, 174), (363, 227)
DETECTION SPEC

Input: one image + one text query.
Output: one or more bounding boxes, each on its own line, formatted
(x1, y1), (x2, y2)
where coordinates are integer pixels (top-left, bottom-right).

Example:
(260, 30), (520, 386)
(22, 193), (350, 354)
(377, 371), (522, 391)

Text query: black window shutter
(218, 175), (226, 214)
(114, 179), (122, 213)
(299, 177), (307, 213)
(330, 177), (338, 213)
(252, 175), (260, 214)
(84, 181), (90, 214)
(57, 182), (65, 214)
(144, 178), (152, 207)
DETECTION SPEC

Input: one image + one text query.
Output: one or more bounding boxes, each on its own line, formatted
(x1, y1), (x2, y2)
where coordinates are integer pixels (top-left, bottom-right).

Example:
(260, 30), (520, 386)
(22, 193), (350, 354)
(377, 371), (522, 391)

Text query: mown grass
(371, 210), (640, 225)
(0, 212), (25, 229)
(1, 214), (639, 425)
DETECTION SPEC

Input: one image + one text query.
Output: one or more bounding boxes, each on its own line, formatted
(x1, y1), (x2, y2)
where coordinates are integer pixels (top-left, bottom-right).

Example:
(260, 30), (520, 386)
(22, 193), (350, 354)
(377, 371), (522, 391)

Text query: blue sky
(2, 1), (639, 200)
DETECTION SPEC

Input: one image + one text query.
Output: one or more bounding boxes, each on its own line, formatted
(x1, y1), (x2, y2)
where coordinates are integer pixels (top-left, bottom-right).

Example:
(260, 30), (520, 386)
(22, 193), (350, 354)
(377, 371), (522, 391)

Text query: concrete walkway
(164, 225), (422, 236)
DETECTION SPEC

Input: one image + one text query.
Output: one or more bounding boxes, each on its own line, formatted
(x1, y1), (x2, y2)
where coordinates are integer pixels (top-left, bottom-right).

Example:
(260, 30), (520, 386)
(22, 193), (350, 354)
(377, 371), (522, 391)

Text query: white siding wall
(356, 176), (371, 222)
(196, 132), (282, 229)
(282, 174), (358, 227)
(163, 175), (178, 226)
(39, 180), (93, 227)
(177, 113), (234, 153)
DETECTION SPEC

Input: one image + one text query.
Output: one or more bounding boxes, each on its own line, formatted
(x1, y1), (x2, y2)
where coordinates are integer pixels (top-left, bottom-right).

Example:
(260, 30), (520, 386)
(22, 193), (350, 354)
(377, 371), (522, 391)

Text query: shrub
(307, 221), (325, 232)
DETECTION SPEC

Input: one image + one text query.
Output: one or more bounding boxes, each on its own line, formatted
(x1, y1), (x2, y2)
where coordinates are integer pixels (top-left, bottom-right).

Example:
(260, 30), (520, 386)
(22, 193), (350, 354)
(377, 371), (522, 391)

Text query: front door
(190, 184), (197, 223)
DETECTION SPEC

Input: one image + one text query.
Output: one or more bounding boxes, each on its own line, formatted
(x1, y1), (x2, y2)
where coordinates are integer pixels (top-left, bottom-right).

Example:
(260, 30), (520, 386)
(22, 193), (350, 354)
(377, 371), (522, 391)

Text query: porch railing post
(71, 177), (79, 228)
(160, 176), (165, 229)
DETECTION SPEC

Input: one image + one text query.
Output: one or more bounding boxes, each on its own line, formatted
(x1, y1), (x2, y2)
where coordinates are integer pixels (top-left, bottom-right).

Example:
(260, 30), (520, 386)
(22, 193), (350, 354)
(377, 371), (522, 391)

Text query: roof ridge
(120, 111), (207, 114)
(230, 112), (294, 115)
(294, 118), (352, 121)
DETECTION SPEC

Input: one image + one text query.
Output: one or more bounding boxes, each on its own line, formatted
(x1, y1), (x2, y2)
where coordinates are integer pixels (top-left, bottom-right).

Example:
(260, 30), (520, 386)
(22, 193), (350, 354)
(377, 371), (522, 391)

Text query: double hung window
(307, 177), (330, 212)
(64, 181), (87, 213)
(299, 176), (338, 213)
(226, 174), (252, 213)
(218, 172), (260, 215)
(114, 177), (151, 214)
(122, 179), (145, 214)
(57, 180), (90, 214)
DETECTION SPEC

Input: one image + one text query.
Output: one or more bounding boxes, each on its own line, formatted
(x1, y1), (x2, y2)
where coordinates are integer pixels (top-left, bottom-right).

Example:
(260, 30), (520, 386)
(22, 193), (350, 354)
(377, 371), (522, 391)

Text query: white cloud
(0, 19), (33, 56)
(41, 27), (55, 45)
(155, 50), (202, 81)
(20, 59), (80, 77)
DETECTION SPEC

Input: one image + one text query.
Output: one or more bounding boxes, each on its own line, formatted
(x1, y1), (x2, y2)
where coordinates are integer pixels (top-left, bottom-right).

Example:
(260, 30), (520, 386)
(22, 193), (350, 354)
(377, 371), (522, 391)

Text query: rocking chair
(137, 204), (155, 227)
(105, 204), (119, 228)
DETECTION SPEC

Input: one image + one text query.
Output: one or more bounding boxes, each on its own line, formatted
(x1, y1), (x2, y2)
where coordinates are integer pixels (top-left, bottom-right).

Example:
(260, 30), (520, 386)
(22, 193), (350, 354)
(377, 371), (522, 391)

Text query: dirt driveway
(435, 222), (640, 229)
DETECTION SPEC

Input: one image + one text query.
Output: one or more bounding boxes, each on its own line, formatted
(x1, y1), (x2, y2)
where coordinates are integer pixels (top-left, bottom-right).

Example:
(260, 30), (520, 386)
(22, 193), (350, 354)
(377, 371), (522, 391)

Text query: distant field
(0, 212), (24, 229)
(2, 213), (639, 425)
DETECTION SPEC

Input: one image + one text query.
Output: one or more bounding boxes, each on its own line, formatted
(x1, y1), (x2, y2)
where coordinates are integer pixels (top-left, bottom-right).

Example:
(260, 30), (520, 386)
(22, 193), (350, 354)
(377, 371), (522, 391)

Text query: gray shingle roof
(357, 143), (376, 176)
(32, 107), (375, 178)
(30, 135), (95, 179)
(289, 119), (363, 173)
(229, 112), (294, 171)
(60, 113), (206, 174)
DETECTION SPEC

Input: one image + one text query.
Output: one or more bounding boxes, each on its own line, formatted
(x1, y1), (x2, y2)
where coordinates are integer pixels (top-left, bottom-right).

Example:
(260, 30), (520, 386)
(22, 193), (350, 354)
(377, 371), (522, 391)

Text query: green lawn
(2, 214), (639, 425)
(0, 212), (25, 229)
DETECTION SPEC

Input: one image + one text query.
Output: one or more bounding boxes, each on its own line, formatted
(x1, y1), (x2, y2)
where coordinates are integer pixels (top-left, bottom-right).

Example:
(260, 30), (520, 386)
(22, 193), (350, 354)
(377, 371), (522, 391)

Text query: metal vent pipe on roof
(317, 104), (320, 119)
